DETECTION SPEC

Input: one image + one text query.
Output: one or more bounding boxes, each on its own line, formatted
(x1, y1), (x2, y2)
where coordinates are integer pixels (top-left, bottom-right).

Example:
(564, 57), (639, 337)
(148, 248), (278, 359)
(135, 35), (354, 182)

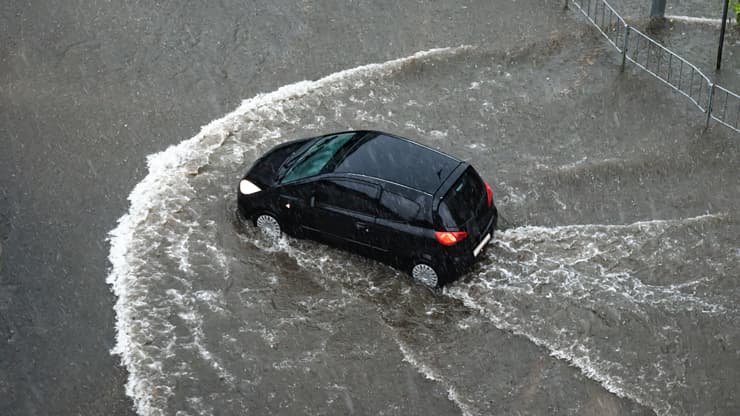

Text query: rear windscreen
(438, 168), (484, 228)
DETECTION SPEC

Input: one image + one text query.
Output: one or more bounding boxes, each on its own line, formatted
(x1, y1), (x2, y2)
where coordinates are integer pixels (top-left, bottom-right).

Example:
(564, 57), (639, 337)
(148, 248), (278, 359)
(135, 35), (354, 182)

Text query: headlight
(239, 179), (261, 195)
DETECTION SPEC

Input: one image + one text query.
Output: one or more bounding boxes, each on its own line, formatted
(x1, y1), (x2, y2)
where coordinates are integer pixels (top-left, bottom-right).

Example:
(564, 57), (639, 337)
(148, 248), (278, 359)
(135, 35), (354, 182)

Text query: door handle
(355, 221), (370, 232)
(309, 196), (315, 207)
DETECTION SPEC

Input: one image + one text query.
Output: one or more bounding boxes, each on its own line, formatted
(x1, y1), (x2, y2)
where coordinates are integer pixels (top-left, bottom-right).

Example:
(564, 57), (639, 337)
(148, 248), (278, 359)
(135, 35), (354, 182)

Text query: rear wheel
(255, 213), (281, 240)
(411, 263), (439, 288)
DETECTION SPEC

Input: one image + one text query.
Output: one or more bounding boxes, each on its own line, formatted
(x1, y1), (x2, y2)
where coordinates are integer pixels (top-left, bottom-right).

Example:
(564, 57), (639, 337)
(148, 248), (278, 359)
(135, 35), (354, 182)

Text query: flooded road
(108, 41), (738, 415)
(2, 0), (738, 415)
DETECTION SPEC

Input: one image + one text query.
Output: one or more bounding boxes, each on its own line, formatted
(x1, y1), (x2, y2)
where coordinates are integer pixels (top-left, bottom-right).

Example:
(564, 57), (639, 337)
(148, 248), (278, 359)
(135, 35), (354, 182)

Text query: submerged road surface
(2, 0), (739, 415)
(109, 40), (738, 415)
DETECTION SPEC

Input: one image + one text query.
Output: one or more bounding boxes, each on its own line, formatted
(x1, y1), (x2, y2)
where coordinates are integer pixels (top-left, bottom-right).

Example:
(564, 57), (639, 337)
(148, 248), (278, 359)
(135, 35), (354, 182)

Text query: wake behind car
(237, 130), (497, 287)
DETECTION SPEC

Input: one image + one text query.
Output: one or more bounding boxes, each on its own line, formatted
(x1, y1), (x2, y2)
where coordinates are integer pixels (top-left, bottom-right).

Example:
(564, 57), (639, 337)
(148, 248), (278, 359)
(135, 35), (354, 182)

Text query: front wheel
(255, 213), (282, 240)
(411, 263), (439, 288)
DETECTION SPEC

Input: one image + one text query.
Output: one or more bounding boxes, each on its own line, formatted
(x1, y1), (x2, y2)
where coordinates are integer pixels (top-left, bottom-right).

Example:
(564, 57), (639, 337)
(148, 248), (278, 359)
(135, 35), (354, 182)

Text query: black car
(237, 130), (497, 287)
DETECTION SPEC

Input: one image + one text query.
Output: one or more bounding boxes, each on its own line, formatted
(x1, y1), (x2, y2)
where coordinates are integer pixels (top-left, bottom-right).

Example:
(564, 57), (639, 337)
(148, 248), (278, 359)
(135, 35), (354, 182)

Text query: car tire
(411, 262), (440, 288)
(254, 213), (282, 240)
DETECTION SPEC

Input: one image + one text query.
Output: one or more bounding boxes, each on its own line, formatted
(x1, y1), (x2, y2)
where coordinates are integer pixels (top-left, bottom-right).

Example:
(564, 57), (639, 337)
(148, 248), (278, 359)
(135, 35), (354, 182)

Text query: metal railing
(575, 0), (627, 52)
(710, 85), (740, 131)
(625, 28), (712, 111)
(565, 0), (740, 134)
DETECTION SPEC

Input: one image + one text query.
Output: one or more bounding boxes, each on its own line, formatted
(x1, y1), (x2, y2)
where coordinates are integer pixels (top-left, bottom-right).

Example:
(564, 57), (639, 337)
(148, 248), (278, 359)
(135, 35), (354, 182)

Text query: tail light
(484, 181), (493, 208)
(435, 230), (468, 246)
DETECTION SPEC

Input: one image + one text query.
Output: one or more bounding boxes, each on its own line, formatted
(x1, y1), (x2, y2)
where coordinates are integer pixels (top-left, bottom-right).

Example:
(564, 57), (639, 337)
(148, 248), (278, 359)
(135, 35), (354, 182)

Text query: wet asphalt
(1, 0), (737, 415)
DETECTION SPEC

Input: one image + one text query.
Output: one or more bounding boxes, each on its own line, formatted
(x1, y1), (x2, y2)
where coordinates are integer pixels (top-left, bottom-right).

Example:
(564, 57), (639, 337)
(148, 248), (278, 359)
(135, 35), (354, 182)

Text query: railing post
(650, 0), (666, 18)
(621, 25), (630, 72)
(717, 0), (730, 70)
(706, 82), (715, 129)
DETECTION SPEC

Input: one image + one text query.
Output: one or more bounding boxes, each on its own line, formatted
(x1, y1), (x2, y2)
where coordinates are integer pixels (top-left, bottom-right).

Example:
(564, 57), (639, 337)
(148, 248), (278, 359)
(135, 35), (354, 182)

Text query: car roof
(331, 131), (462, 194)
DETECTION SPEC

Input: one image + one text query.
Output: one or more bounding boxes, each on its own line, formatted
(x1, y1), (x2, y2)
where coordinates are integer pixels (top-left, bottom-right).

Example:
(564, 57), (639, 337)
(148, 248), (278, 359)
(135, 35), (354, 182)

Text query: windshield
(280, 132), (356, 183)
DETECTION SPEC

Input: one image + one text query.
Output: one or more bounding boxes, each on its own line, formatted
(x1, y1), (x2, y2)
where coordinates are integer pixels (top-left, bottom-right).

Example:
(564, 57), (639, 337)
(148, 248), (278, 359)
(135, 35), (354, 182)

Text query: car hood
(246, 138), (312, 189)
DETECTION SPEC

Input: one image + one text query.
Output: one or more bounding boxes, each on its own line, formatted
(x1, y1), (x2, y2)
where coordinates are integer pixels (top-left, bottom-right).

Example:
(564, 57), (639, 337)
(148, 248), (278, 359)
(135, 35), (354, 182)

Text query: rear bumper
(438, 205), (498, 285)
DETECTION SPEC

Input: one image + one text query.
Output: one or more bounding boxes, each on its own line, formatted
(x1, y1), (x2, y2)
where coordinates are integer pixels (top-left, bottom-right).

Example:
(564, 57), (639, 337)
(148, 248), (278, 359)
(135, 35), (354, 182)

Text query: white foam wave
(447, 286), (637, 403)
(394, 338), (476, 416)
(446, 213), (732, 416)
(497, 214), (728, 313)
(665, 15), (730, 26)
(106, 45), (471, 415)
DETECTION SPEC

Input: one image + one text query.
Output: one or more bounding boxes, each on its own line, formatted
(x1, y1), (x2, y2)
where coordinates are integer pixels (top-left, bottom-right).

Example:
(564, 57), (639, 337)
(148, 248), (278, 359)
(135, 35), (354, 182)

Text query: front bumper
(237, 187), (259, 221)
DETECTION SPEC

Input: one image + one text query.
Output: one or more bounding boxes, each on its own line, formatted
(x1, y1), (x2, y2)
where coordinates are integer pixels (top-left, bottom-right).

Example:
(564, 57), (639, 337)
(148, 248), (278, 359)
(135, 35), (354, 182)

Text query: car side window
(316, 178), (379, 216)
(378, 189), (421, 223)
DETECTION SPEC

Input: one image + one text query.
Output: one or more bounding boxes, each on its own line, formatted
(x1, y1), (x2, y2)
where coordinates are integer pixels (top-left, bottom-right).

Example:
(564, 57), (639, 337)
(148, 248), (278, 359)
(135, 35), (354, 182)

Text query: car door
(303, 177), (380, 251)
(373, 184), (432, 262)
